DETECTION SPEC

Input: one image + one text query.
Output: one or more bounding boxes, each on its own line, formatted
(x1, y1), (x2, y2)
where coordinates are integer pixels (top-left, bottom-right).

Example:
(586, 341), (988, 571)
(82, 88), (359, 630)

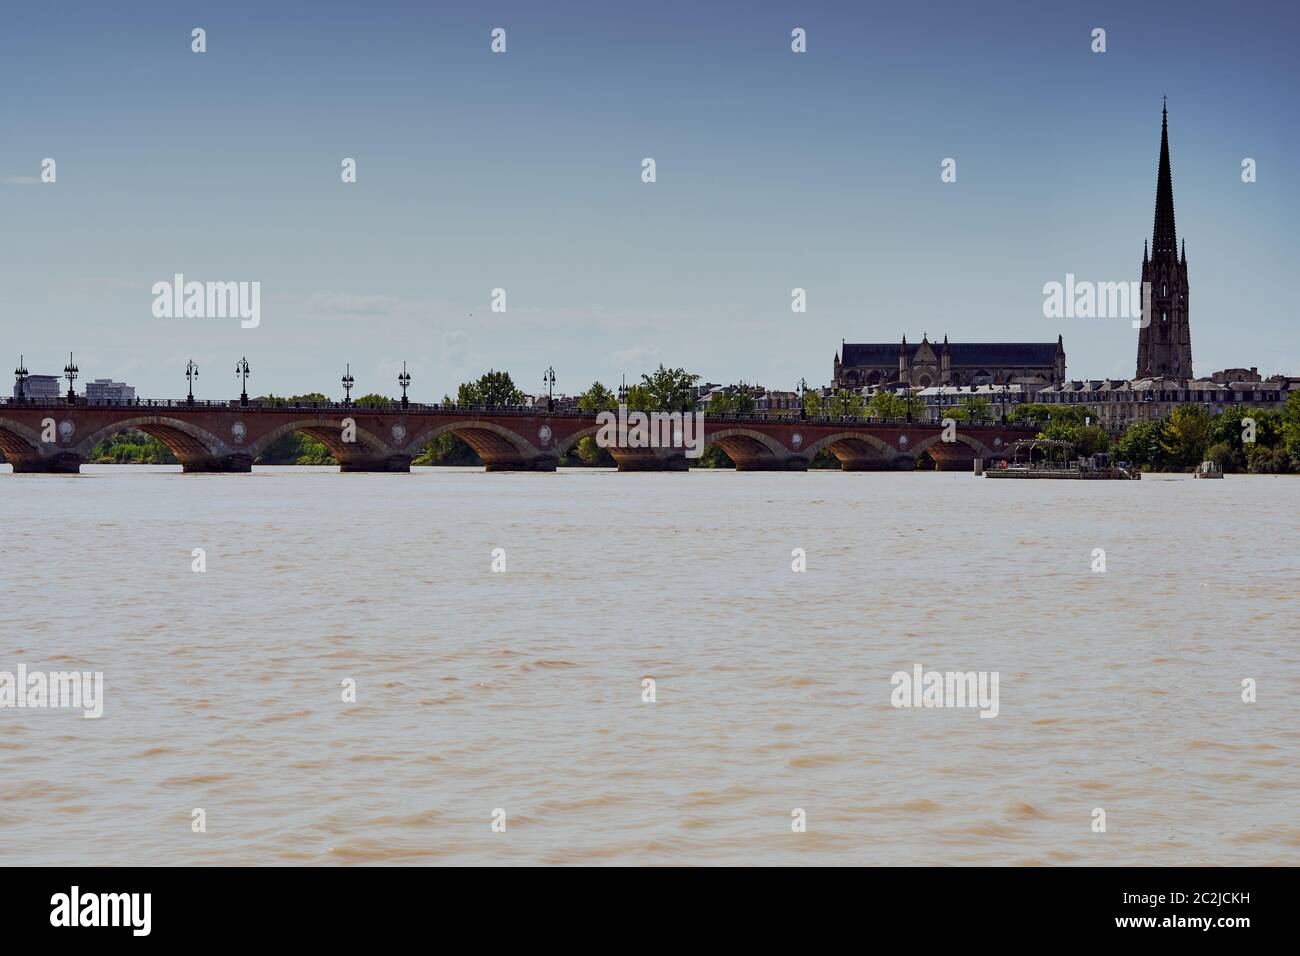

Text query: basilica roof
(840, 341), (1060, 367)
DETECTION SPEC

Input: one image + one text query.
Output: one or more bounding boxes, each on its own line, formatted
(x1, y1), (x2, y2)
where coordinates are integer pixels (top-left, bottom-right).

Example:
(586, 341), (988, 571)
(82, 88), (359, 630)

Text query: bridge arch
(910, 431), (995, 458)
(77, 416), (231, 469)
(246, 417), (393, 465)
(704, 427), (793, 470)
(406, 419), (548, 471)
(552, 424), (600, 459)
(909, 431), (995, 471)
(802, 430), (895, 470)
(0, 417), (46, 469)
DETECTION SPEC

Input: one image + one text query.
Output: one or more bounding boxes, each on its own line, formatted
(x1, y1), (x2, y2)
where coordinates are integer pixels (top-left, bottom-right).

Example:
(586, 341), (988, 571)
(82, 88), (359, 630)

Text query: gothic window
(1162, 283), (1167, 296)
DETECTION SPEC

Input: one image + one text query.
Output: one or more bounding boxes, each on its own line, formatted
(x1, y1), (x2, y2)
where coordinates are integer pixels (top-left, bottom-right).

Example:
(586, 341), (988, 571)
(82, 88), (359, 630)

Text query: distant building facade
(834, 334), (1065, 390)
(1035, 376), (1296, 433)
(919, 384), (1031, 420)
(13, 374), (61, 400)
(757, 389), (799, 412)
(84, 379), (136, 402)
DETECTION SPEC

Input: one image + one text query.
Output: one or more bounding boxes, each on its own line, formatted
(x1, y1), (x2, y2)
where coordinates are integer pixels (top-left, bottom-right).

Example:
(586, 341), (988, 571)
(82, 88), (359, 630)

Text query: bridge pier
(340, 455), (413, 473)
(932, 457), (972, 471)
(733, 456), (810, 472)
(837, 456), (915, 471)
(182, 453), (253, 473)
(609, 448), (687, 472)
(7, 452), (84, 474)
(483, 454), (557, 473)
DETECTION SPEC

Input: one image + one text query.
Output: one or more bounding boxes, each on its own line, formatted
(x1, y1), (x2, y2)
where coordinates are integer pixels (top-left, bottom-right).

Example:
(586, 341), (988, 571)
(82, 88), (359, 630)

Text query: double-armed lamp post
(186, 360), (199, 404)
(797, 377), (808, 420)
(63, 353), (79, 405)
(398, 362), (411, 409)
(341, 364), (354, 405)
(14, 355), (28, 400)
(235, 357), (251, 407)
(543, 366), (556, 412)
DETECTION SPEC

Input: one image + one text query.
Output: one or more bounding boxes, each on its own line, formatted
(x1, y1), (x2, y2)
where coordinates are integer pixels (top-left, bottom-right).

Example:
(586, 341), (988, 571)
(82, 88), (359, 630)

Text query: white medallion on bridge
(391, 423), (407, 444)
(994, 437), (1002, 448)
(898, 434), (909, 448)
(231, 421), (246, 444)
(791, 432), (803, 448)
(58, 420), (75, 440)
(538, 425), (552, 446)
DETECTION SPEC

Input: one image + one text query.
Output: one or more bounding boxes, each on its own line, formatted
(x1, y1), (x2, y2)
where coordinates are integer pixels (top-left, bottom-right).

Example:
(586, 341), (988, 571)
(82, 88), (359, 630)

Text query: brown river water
(1, 465), (1297, 865)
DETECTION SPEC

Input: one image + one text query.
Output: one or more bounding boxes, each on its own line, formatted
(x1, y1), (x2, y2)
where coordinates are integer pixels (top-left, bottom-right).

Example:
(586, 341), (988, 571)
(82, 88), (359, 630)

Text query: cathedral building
(833, 104), (1205, 397)
(833, 334), (1065, 390)
(1136, 100), (1193, 380)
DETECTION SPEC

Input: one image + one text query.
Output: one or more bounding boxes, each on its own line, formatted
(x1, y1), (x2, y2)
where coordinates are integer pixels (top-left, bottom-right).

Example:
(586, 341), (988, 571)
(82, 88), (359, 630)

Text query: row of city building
(825, 332), (1298, 430)
(12, 375), (135, 402)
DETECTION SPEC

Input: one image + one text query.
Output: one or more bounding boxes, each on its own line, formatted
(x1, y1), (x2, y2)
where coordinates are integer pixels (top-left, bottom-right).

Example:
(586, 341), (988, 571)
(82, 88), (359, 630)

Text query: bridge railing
(0, 396), (1043, 430)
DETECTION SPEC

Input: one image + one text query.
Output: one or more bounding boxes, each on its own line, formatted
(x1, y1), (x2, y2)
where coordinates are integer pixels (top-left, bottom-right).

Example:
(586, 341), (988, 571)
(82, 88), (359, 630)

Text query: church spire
(1152, 97), (1176, 257)
(1136, 99), (1192, 381)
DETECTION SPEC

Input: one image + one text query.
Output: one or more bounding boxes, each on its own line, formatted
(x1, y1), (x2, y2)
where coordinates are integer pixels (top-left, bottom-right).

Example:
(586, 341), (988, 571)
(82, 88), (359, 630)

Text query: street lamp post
(186, 360), (199, 404)
(618, 374), (628, 408)
(797, 377), (808, 420)
(398, 362), (411, 409)
(543, 366), (556, 412)
(14, 355), (28, 401)
(63, 353), (79, 405)
(341, 363), (354, 405)
(235, 357), (250, 407)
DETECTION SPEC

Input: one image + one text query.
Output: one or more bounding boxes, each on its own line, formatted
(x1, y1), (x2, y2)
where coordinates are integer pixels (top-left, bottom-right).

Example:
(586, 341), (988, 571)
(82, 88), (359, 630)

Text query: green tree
(1065, 424), (1111, 457)
(1159, 404), (1213, 470)
(1208, 407), (1256, 471)
(638, 365), (700, 412)
(1283, 391), (1300, 469)
(577, 381), (618, 412)
(257, 392), (330, 407)
(457, 370), (525, 407)
(865, 389), (921, 420)
(572, 435), (615, 466)
(962, 396), (992, 422)
(89, 431), (179, 464)
(1204, 441), (1236, 472)
(1115, 418), (1165, 470)
(936, 397), (991, 423)
(828, 389), (866, 418)
(354, 393), (392, 407)
(1246, 444), (1291, 474)
(709, 383), (757, 414)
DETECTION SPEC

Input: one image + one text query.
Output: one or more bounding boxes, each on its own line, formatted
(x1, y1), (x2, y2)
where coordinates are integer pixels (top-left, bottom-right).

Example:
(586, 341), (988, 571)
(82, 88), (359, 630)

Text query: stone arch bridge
(0, 399), (1038, 473)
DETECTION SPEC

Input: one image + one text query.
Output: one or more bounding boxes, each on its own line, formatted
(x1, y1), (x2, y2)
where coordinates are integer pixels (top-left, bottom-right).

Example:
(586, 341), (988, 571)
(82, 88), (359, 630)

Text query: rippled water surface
(2, 465), (1297, 865)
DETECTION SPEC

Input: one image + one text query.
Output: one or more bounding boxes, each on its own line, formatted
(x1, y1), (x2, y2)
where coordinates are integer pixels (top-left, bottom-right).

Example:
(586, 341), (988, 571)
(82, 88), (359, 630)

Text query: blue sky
(2, 0), (1296, 400)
